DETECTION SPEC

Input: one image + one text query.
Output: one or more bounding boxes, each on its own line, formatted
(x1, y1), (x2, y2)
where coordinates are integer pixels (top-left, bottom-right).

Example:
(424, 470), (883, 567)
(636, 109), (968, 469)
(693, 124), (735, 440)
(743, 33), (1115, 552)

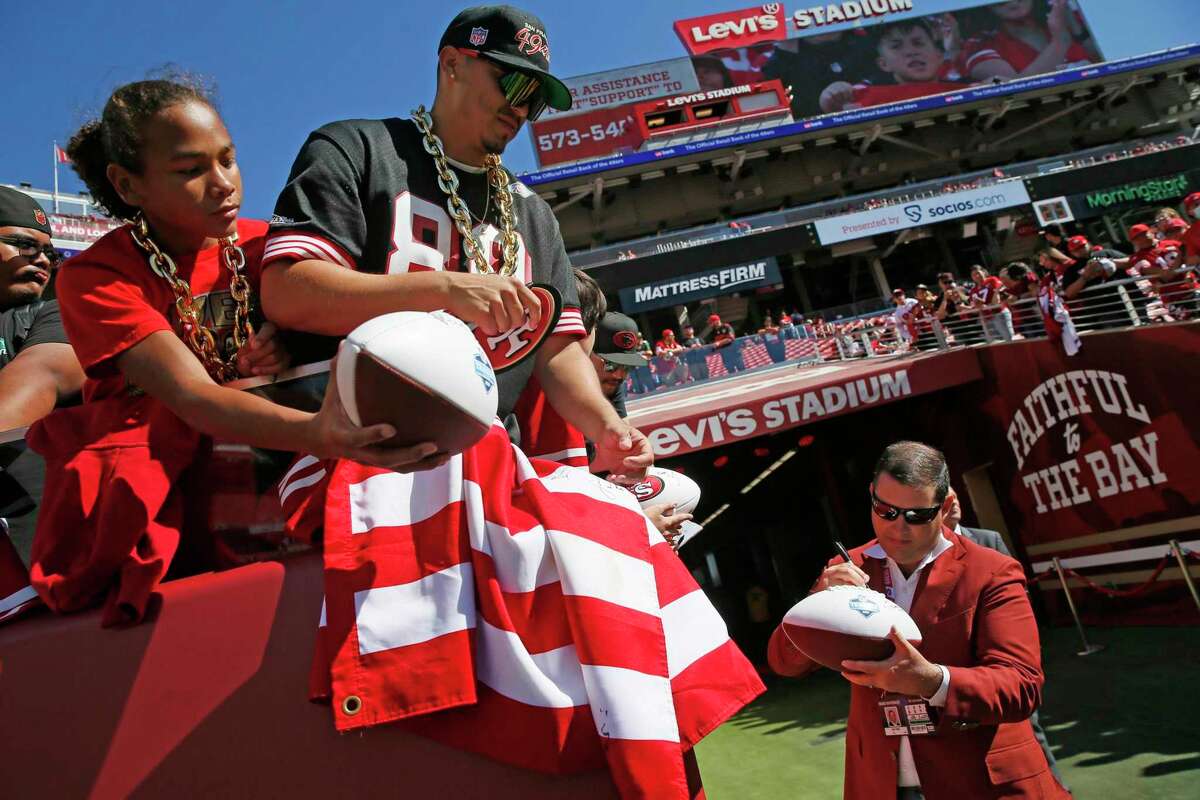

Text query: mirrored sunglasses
(870, 487), (941, 524)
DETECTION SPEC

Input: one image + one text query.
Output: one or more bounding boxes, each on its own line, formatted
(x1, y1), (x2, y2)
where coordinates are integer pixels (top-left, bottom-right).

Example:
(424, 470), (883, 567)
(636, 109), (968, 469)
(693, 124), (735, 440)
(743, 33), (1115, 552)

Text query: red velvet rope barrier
(1029, 568), (1058, 584)
(1061, 555), (1173, 598)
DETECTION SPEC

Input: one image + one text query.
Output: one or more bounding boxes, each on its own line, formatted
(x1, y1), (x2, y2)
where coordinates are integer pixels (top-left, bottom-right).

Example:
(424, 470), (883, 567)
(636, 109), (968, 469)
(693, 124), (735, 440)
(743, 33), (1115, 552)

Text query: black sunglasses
(0, 235), (59, 264)
(600, 358), (628, 373)
(870, 487), (941, 524)
(461, 49), (549, 121)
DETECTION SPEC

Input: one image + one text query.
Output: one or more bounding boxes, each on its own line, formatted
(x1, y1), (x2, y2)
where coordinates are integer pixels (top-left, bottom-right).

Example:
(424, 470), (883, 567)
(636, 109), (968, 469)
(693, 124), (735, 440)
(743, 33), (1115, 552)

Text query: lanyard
(881, 563), (895, 602)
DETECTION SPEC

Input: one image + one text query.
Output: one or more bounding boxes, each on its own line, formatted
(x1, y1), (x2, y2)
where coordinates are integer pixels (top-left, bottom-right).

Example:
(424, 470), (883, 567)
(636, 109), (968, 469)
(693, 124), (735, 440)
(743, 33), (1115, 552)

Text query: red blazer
(768, 531), (1069, 800)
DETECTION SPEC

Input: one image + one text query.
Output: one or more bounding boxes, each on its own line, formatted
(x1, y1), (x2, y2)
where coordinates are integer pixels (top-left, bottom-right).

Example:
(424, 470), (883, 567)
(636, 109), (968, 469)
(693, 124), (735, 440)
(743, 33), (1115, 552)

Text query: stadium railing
(625, 275), (1196, 396)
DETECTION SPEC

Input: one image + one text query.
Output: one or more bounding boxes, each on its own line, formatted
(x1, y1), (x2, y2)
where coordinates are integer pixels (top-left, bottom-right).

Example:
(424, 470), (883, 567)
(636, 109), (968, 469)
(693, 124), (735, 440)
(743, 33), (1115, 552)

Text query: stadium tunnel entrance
(643, 327), (1200, 666)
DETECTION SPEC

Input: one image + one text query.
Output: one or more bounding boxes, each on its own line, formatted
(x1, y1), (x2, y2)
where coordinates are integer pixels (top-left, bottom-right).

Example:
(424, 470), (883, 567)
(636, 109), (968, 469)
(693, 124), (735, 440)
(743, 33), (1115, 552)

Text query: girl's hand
(236, 322), (292, 377)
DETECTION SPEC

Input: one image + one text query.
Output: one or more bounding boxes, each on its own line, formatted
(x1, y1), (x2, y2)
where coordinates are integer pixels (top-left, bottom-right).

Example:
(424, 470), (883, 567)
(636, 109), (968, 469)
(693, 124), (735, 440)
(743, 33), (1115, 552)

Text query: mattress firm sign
(813, 182), (1032, 245)
(619, 258), (782, 313)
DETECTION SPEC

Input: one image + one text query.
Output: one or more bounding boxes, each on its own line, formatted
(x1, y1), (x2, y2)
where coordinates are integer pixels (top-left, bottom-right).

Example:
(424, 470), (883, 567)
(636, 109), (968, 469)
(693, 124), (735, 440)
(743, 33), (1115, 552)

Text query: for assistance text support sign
(619, 258), (782, 313)
(813, 182), (1032, 246)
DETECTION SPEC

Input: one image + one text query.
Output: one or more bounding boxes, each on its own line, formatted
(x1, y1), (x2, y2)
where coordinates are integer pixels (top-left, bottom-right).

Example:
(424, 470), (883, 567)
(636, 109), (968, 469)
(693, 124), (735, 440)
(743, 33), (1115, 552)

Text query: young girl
(30, 78), (434, 625)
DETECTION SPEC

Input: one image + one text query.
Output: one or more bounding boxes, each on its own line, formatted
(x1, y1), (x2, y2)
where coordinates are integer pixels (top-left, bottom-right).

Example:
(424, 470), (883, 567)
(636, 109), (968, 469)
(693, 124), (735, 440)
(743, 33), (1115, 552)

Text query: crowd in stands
(622, 193), (1200, 395)
(884, 197), (1200, 352)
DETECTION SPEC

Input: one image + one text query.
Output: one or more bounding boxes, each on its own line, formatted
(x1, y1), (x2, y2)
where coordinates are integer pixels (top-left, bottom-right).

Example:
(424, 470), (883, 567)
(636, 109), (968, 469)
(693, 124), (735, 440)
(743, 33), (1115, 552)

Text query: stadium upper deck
(524, 44), (1200, 252)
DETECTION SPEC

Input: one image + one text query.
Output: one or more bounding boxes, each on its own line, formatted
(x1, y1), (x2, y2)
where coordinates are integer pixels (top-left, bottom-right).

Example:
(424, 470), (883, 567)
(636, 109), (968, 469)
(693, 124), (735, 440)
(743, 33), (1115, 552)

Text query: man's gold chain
(128, 213), (254, 383)
(411, 105), (520, 277)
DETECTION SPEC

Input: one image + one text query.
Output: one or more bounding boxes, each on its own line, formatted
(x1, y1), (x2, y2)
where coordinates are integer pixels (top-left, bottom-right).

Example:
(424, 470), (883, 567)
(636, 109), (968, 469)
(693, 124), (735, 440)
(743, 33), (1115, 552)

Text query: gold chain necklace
(411, 105), (520, 277)
(128, 213), (254, 383)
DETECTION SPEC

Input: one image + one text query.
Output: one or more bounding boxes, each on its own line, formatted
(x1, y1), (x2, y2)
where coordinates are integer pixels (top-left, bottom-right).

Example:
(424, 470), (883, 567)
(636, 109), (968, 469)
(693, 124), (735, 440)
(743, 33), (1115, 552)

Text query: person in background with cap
(708, 312), (745, 373)
(0, 187), (86, 598)
(588, 311), (644, 418)
(654, 327), (686, 385)
(0, 186), (85, 431)
(260, 4), (651, 478)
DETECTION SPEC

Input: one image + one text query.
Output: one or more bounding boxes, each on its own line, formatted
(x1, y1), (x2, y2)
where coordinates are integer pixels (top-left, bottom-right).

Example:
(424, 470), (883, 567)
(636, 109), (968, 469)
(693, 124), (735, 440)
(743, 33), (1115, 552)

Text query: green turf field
(695, 626), (1200, 799)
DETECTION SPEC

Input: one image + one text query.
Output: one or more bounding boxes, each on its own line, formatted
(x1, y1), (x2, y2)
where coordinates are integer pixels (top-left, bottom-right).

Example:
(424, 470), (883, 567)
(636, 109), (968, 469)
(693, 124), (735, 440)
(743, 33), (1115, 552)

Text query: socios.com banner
(813, 181), (1031, 245)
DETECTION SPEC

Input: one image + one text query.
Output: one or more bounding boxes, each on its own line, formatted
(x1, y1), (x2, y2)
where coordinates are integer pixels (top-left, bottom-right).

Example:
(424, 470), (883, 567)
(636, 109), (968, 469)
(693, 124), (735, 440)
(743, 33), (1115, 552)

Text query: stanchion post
(1052, 557), (1105, 656)
(1168, 540), (1200, 615)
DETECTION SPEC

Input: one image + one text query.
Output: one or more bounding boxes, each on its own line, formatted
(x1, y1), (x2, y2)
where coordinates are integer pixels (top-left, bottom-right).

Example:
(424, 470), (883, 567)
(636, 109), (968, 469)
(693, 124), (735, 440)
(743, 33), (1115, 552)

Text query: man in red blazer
(768, 441), (1069, 799)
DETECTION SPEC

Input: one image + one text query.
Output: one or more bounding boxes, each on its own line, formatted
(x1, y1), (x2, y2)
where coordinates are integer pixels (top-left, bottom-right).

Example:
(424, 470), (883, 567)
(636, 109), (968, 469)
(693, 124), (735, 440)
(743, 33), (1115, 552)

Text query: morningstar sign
(673, 1), (916, 54)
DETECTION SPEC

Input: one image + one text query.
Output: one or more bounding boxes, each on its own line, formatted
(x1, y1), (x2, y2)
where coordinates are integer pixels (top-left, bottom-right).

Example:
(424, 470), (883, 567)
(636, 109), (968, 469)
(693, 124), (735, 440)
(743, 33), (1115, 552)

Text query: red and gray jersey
(264, 117), (584, 418)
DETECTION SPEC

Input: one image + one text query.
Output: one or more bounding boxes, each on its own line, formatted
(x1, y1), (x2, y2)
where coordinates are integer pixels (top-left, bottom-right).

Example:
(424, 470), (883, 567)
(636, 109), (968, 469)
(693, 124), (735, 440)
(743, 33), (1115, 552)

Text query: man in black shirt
(0, 187), (83, 431)
(0, 187), (84, 565)
(262, 6), (651, 476)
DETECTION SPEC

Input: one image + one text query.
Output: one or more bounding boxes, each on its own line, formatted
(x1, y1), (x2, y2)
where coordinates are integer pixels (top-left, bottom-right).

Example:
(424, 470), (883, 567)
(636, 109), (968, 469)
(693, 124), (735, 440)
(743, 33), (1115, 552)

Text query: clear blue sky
(4, 0), (1194, 219)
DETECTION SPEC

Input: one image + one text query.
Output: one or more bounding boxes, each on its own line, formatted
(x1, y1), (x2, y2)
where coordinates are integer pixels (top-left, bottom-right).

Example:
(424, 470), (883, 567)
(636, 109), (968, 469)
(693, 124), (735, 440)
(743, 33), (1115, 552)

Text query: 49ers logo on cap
(473, 284), (562, 372)
(516, 25), (550, 61)
(612, 330), (638, 351)
(34, 209), (47, 226)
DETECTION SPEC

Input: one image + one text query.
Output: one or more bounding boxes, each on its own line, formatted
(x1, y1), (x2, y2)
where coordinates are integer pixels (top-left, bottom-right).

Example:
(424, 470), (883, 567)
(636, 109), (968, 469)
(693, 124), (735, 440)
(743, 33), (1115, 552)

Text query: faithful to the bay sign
(1005, 369), (1167, 515)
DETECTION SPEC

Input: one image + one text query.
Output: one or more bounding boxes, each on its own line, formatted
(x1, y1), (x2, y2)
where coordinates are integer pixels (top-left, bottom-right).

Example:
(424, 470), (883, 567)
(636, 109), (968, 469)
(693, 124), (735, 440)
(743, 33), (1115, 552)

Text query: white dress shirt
(863, 534), (954, 789)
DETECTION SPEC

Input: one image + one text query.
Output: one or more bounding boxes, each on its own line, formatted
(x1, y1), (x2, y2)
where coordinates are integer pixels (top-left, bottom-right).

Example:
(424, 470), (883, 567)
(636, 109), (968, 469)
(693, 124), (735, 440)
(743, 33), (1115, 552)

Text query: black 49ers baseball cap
(593, 312), (648, 368)
(439, 5), (573, 114)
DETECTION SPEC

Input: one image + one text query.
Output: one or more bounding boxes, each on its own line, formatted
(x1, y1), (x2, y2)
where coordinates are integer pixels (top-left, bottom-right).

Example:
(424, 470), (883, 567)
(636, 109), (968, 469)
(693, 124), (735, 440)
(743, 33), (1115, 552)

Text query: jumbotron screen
(530, 0), (1103, 167)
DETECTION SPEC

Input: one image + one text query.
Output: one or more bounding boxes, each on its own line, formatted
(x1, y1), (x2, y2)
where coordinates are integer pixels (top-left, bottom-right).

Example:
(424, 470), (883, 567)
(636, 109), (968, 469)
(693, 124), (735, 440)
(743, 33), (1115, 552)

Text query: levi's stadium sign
(674, 4), (787, 56)
(673, 1), (916, 54)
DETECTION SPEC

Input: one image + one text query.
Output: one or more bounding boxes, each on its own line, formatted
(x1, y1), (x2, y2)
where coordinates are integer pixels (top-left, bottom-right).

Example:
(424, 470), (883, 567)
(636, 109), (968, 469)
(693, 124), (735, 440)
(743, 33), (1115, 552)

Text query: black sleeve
(523, 186), (579, 310)
(267, 123), (369, 269)
(610, 381), (628, 419)
(20, 300), (69, 351)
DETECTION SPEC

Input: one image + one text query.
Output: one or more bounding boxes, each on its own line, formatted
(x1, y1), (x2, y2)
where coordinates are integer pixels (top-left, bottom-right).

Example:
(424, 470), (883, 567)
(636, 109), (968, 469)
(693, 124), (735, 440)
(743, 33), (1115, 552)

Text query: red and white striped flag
(307, 425), (764, 797)
(54, 144), (71, 164)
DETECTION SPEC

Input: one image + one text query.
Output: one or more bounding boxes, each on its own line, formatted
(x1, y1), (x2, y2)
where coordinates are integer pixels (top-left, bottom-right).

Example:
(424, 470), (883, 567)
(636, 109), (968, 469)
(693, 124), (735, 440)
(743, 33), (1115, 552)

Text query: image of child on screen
(819, 19), (965, 113)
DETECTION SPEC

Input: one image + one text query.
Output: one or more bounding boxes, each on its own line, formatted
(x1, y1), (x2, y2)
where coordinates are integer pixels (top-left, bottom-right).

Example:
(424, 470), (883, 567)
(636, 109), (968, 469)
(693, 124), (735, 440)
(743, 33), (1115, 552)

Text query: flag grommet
(341, 695), (363, 716)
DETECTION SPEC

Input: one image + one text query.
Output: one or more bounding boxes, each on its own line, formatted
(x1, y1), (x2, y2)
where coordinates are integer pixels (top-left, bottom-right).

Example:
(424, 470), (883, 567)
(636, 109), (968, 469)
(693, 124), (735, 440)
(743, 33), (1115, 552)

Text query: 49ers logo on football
(474, 284), (562, 372)
(627, 475), (666, 503)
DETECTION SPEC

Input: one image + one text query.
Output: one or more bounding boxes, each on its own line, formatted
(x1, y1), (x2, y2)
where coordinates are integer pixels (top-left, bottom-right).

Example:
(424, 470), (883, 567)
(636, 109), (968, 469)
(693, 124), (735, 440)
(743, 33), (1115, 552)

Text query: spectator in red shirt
(819, 19), (964, 113)
(965, 264), (1013, 342)
(30, 79), (412, 624)
(654, 328), (687, 386)
(960, 0), (1097, 78)
(709, 313), (745, 373)
(1182, 192), (1200, 266)
(1128, 223), (1199, 320)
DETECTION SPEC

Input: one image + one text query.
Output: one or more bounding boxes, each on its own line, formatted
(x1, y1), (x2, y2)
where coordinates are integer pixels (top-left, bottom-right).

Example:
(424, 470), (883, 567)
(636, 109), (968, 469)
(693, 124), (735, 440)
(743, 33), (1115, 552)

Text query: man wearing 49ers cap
(260, 8), (766, 795)
(261, 5), (650, 475)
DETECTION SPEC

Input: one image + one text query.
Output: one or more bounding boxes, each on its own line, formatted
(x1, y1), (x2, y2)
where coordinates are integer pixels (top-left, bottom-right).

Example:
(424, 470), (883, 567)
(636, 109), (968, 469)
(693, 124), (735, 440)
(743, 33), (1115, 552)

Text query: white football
(780, 585), (922, 670)
(626, 467), (702, 515)
(336, 311), (499, 456)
